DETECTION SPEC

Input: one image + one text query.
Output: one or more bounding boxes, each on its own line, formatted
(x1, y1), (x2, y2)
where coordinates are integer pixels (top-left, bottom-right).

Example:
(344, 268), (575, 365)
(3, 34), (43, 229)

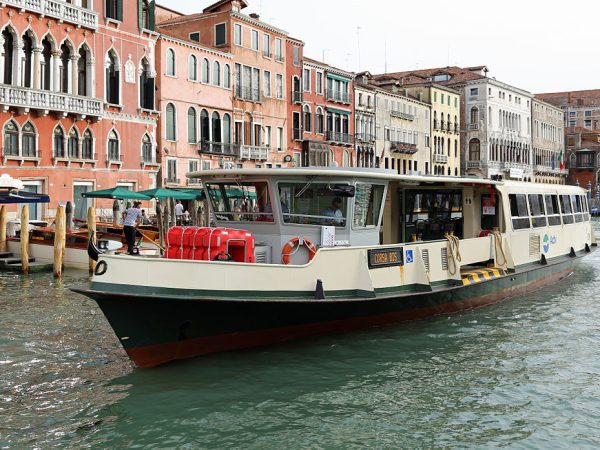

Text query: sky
(170, 0), (598, 94)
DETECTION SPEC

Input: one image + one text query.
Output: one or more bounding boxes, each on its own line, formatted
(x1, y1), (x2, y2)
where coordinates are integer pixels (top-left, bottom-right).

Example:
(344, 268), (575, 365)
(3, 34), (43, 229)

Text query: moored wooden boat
(73, 168), (596, 367)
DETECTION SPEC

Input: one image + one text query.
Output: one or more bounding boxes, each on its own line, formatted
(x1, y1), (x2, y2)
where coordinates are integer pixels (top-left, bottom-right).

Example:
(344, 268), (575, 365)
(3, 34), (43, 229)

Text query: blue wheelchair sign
(405, 249), (414, 264)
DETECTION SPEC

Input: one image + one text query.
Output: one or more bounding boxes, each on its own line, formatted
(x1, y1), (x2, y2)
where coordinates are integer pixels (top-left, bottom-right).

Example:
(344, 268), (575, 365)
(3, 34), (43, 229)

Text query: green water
(2, 251), (600, 448)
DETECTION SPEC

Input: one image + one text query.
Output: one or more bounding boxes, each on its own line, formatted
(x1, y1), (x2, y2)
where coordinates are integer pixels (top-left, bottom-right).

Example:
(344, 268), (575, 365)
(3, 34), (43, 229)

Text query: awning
(81, 187), (152, 200)
(137, 188), (199, 200)
(327, 73), (352, 83)
(0, 190), (50, 204)
(326, 107), (351, 115)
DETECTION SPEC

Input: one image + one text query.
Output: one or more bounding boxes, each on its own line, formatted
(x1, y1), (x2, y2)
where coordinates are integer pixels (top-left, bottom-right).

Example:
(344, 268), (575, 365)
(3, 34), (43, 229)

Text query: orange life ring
(281, 237), (318, 265)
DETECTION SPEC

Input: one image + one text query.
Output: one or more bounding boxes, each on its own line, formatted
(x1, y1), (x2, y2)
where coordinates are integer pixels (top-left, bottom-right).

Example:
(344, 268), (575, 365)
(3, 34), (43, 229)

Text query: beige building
(531, 99), (566, 184)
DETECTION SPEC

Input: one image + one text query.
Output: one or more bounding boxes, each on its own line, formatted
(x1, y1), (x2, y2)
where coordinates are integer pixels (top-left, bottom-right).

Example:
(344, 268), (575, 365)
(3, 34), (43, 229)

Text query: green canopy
(138, 188), (199, 200)
(81, 187), (152, 200)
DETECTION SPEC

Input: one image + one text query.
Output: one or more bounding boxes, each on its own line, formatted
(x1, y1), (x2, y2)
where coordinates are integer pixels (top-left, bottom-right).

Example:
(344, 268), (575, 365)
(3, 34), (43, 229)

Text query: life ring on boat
(281, 237), (318, 265)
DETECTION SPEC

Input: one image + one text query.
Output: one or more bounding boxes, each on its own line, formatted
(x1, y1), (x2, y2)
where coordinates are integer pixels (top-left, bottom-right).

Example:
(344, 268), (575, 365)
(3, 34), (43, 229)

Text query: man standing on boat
(123, 201), (143, 255)
(175, 200), (184, 225)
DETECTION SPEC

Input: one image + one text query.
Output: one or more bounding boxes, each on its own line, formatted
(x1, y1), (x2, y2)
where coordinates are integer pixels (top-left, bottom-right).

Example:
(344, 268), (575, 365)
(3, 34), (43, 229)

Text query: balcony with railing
(164, 177), (181, 185)
(234, 85), (261, 102)
(466, 161), (482, 169)
(326, 90), (351, 105)
(434, 154), (448, 163)
(3, 0), (98, 29)
(239, 145), (269, 161)
(0, 84), (103, 119)
(198, 141), (239, 157)
(468, 123), (480, 131)
(292, 91), (303, 104)
(390, 110), (415, 121)
(355, 132), (376, 143)
(534, 164), (569, 175)
(389, 141), (417, 154)
(326, 130), (353, 145)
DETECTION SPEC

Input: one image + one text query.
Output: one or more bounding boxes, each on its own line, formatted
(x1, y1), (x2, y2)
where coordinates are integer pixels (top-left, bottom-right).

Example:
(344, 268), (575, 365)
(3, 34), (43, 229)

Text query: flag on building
(559, 149), (564, 170)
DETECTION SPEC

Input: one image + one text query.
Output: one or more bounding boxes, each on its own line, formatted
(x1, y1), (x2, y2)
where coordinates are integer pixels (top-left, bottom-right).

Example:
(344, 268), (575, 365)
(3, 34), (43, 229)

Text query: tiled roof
(372, 66), (486, 86)
(536, 90), (600, 107)
(157, 12), (204, 26)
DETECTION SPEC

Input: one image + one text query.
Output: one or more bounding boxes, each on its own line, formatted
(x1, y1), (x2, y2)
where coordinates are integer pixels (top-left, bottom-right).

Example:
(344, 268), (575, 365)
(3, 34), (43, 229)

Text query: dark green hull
(76, 253), (587, 367)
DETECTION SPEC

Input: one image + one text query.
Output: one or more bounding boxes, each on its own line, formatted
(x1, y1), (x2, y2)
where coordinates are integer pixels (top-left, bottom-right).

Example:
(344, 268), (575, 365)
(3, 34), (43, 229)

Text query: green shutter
(116, 0), (123, 21)
(137, 0), (143, 30)
(149, 1), (156, 31)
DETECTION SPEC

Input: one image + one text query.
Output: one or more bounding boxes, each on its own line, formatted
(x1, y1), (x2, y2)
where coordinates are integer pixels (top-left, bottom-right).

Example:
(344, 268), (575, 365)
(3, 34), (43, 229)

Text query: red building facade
(0, 0), (159, 220)
(301, 57), (354, 167)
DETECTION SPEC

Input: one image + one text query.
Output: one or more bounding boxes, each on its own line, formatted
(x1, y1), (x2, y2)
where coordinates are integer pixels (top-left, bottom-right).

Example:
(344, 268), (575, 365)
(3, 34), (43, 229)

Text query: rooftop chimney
(249, 12), (260, 20)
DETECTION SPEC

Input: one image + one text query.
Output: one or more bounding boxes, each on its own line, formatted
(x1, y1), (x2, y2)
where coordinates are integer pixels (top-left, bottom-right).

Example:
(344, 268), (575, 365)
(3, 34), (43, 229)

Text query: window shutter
(137, 0), (143, 30)
(149, 1), (156, 30)
(116, 0), (123, 21)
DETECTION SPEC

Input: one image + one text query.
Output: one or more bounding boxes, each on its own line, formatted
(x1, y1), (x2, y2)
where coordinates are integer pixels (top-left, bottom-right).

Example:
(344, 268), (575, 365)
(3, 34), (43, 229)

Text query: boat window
(572, 195), (583, 223)
(528, 194), (547, 228)
(559, 194), (574, 224)
(508, 194), (530, 230)
(278, 182), (348, 227)
(544, 194), (561, 226)
(205, 181), (273, 222)
(353, 183), (385, 228)
(581, 195), (591, 221)
(404, 189), (463, 241)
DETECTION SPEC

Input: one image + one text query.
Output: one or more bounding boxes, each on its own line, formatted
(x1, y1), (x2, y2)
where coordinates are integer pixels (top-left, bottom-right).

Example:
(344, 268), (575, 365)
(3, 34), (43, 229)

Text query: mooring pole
(0, 205), (7, 253)
(87, 205), (96, 273)
(53, 205), (66, 278)
(20, 205), (29, 275)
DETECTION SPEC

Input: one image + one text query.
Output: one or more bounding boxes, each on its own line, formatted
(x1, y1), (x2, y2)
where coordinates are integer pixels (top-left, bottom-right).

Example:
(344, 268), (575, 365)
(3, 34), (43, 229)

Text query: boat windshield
(278, 182), (349, 227)
(205, 181), (274, 222)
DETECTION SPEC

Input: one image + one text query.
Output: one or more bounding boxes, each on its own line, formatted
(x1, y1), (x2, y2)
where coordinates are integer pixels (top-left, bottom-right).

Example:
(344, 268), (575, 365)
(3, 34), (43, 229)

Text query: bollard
(87, 205), (96, 273)
(53, 205), (66, 278)
(20, 205), (29, 274)
(0, 205), (6, 253)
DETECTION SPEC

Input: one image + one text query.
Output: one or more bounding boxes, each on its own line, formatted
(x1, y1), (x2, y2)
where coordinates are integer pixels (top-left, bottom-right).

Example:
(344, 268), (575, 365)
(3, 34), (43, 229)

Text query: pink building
(156, 31), (234, 187)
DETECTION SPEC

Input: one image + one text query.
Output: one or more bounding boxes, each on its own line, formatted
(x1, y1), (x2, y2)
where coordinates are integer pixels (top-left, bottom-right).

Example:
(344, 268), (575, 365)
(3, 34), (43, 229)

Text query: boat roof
(190, 167), (503, 185)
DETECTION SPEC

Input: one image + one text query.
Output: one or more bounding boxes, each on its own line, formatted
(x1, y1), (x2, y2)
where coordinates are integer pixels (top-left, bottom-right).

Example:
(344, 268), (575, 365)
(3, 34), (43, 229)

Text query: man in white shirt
(123, 201), (143, 254)
(175, 200), (184, 225)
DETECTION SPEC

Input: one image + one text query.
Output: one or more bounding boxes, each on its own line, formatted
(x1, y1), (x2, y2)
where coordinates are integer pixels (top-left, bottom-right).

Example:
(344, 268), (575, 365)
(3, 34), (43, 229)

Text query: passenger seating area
(166, 227), (255, 263)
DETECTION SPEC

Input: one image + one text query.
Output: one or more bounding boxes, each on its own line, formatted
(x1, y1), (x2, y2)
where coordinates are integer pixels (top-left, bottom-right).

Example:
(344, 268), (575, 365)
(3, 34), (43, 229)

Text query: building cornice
(231, 11), (288, 36)
(158, 34), (233, 58)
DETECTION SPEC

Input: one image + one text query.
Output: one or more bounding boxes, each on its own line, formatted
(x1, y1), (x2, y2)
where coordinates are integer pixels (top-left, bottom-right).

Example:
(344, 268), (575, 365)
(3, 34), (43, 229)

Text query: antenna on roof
(356, 26), (362, 71)
(384, 35), (388, 73)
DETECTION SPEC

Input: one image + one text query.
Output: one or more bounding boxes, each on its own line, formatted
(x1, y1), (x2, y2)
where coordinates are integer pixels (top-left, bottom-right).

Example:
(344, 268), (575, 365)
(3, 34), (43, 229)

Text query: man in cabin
(322, 197), (345, 225)
(123, 201), (143, 254)
(140, 210), (151, 225)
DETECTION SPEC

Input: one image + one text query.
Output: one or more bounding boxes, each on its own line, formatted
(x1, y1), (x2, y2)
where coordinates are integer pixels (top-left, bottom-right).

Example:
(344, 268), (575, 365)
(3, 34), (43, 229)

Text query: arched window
(108, 130), (119, 160)
(106, 50), (120, 104)
(343, 150), (350, 167)
(3, 120), (19, 156)
(188, 55), (197, 81)
(212, 61), (220, 86)
(53, 126), (65, 158)
(166, 103), (176, 140)
(142, 133), (153, 163)
(223, 113), (231, 147)
(440, 112), (445, 129)
(212, 111), (222, 143)
(433, 111), (438, 129)
(224, 64), (231, 88)
(202, 58), (210, 83)
(303, 104), (312, 133)
(68, 127), (79, 158)
(78, 46), (89, 96)
(22, 32), (34, 88)
(200, 109), (210, 142)
(139, 57), (154, 110)
(82, 129), (93, 160)
(166, 48), (176, 76)
(454, 139), (458, 158)
(470, 107), (479, 124)
(187, 107), (197, 143)
(488, 107), (492, 126)
(316, 107), (324, 134)
(60, 42), (72, 94)
(21, 122), (36, 157)
(2, 28), (15, 85)
(469, 138), (480, 161)
(569, 153), (576, 169)
(41, 37), (52, 90)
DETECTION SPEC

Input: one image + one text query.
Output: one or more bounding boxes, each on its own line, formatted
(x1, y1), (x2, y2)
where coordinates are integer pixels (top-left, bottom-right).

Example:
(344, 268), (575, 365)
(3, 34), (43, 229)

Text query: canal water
(2, 242), (600, 448)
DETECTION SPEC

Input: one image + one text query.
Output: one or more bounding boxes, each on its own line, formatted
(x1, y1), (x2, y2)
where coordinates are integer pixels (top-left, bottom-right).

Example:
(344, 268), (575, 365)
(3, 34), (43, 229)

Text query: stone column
(14, 39), (22, 87)
(0, 35), (5, 84)
(87, 57), (95, 97)
(71, 54), (79, 96)
(32, 47), (42, 90)
(52, 50), (61, 92)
